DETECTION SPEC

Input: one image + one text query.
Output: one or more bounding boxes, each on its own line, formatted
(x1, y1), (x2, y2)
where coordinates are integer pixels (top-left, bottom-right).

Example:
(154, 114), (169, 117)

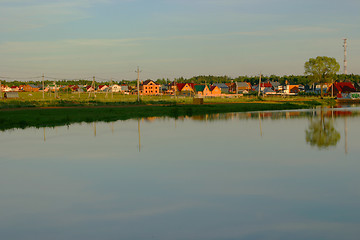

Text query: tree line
(1, 74), (360, 87)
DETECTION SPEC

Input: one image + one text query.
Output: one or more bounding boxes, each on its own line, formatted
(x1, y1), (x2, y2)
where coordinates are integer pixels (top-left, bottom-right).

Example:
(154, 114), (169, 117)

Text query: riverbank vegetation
(0, 92), (335, 109)
(0, 95), (329, 131)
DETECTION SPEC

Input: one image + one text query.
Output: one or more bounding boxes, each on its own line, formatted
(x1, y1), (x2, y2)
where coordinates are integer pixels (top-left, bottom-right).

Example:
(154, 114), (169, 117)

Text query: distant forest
(1, 74), (360, 87)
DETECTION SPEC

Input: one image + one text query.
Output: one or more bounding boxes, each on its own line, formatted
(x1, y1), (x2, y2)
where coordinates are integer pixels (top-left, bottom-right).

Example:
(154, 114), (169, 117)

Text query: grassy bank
(0, 92), (335, 108)
(0, 100), (324, 131)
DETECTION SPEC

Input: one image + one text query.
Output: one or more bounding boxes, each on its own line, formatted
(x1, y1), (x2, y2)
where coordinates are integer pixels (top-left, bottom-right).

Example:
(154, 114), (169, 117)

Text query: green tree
(304, 56), (340, 98)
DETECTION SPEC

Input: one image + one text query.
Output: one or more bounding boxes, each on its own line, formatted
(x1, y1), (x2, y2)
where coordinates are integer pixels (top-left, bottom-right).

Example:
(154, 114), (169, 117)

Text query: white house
(110, 84), (122, 93)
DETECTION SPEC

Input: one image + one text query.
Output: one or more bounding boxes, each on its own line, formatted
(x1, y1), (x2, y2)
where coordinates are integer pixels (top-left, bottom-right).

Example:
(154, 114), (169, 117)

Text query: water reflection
(305, 109), (341, 149)
(7, 106), (360, 153)
(1, 107), (360, 240)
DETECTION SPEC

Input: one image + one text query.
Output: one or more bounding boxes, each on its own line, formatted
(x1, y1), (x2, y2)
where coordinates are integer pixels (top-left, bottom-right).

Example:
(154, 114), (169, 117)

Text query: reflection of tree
(305, 112), (340, 149)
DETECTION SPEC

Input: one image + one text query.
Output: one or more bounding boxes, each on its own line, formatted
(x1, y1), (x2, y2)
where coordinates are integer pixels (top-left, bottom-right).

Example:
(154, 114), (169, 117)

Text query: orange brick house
(140, 80), (160, 95)
(22, 84), (40, 92)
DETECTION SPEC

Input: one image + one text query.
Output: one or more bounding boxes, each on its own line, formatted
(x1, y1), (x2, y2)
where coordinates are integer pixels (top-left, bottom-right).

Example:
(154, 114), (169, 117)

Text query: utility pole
(343, 38), (348, 75)
(54, 81), (57, 99)
(110, 78), (113, 99)
(258, 73), (262, 96)
(42, 74), (45, 99)
(174, 79), (177, 98)
(0, 79), (2, 99)
(136, 67), (141, 102)
(89, 76), (96, 98)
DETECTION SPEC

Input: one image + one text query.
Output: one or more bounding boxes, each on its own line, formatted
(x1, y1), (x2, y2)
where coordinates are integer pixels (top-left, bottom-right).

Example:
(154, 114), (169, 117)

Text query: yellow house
(177, 83), (195, 96)
(210, 86), (222, 96)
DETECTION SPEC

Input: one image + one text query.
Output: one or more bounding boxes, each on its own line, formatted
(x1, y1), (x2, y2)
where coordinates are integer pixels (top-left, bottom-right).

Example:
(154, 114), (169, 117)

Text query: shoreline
(0, 99), (326, 131)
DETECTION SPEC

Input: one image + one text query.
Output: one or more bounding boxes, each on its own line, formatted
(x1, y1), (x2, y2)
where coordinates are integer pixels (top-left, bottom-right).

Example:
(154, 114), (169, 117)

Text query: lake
(1, 106), (360, 240)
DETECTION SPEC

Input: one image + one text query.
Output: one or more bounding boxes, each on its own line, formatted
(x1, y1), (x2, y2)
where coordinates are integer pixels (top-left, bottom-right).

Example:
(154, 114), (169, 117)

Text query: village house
(10, 86), (20, 92)
(283, 85), (300, 95)
(140, 80), (160, 95)
(120, 85), (130, 94)
(194, 85), (211, 97)
(68, 85), (80, 92)
(109, 84), (122, 93)
(212, 83), (229, 93)
(209, 86), (222, 96)
(1, 85), (12, 92)
(45, 84), (60, 92)
(86, 85), (95, 92)
(22, 84), (40, 92)
(263, 81), (281, 91)
(235, 82), (252, 93)
(97, 85), (109, 92)
(327, 82), (356, 97)
(176, 83), (195, 96)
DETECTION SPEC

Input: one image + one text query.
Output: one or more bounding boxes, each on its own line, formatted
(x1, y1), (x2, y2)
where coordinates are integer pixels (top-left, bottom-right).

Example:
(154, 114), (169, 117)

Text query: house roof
(210, 86), (220, 91)
(354, 82), (360, 91)
(194, 85), (209, 92)
(121, 86), (129, 91)
(260, 83), (272, 88)
(176, 83), (186, 91)
(236, 82), (251, 88)
(332, 82), (356, 93)
(268, 81), (281, 87)
(212, 83), (229, 88)
(263, 87), (275, 93)
(142, 80), (159, 85)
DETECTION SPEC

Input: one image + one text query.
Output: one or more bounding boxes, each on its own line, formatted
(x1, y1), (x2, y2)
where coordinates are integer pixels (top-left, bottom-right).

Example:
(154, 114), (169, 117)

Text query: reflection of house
(140, 80), (160, 95)
(194, 85), (211, 97)
(327, 82), (356, 95)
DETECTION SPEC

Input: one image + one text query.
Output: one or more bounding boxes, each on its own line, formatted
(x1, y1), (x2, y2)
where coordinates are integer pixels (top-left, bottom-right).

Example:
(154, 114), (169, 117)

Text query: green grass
(1, 92), (335, 131)
(0, 92), (335, 108)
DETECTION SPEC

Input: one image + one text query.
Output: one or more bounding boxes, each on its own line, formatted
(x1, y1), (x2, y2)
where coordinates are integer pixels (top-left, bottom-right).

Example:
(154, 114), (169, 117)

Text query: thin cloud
(0, 0), (114, 31)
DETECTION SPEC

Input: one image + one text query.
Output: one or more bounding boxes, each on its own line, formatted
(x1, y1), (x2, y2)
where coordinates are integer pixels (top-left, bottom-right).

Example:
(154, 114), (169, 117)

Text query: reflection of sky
(1, 109), (360, 240)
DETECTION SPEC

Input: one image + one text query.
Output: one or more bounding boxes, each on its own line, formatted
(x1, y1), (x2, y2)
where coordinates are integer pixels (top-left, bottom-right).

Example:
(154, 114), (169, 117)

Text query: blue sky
(0, 0), (359, 81)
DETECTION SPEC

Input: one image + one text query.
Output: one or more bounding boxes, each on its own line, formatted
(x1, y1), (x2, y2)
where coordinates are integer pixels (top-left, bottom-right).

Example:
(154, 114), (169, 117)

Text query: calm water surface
(1, 106), (360, 240)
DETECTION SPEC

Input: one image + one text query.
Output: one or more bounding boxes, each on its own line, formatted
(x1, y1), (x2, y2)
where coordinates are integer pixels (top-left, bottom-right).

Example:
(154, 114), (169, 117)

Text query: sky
(0, 0), (359, 81)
